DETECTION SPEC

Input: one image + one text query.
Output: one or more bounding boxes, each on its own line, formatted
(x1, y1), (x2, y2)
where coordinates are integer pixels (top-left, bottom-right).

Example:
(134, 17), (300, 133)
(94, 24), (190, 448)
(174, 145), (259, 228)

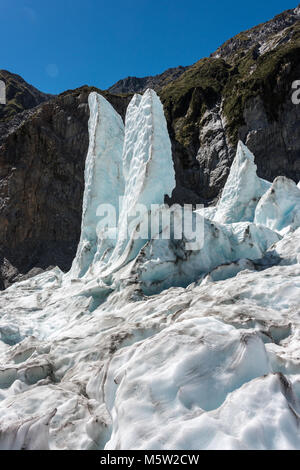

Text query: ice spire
(213, 141), (271, 224)
(71, 92), (125, 278)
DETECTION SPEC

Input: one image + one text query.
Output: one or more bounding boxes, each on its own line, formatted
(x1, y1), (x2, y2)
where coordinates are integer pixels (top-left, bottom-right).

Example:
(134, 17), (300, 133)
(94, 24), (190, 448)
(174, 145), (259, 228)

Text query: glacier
(71, 92), (125, 279)
(212, 141), (271, 225)
(254, 176), (300, 235)
(0, 90), (299, 450)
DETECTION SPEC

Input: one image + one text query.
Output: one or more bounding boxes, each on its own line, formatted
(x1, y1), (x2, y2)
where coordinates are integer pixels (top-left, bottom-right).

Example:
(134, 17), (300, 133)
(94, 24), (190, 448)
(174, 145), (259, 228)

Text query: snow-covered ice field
(0, 90), (299, 450)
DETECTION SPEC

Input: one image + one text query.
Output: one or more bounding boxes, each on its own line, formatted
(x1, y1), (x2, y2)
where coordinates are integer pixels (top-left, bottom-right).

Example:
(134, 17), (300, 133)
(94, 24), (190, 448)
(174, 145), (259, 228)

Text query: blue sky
(0, 0), (298, 94)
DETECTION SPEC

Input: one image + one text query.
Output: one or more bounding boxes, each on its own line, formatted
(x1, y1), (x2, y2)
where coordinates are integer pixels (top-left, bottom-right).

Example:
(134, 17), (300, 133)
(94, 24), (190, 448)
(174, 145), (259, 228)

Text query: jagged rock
(107, 66), (189, 94)
(158, 6), (300, 202)
(211, 7), (300, 62)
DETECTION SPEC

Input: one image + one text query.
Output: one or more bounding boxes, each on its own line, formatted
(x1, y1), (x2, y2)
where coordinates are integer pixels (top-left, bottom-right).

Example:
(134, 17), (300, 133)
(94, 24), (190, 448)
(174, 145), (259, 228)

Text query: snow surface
(0, 91), (299, 450)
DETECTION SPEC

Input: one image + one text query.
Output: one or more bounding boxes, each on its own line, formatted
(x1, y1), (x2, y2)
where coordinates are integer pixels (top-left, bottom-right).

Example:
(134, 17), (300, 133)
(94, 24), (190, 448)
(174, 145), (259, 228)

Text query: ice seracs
(71, 92), (125, 278)
(72, 89), (175, 289)
(106, 88), (175, 270)
(265, 227), (300, 265)
(131, 217), (280, 295)
(213, 141), (271, 224)
(114, 136), (281, 295)
(254, 176), (300, 235)
(0, 91), (299, 450)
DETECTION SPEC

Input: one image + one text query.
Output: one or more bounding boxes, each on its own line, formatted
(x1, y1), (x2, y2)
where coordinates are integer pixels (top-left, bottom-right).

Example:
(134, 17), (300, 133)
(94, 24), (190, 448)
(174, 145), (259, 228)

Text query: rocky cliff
(0, 6), (299, 287)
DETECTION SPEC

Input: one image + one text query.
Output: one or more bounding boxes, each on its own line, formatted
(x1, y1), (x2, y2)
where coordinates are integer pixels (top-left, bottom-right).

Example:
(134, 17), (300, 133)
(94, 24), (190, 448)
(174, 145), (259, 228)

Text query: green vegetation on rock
(159, 20), (300, 148)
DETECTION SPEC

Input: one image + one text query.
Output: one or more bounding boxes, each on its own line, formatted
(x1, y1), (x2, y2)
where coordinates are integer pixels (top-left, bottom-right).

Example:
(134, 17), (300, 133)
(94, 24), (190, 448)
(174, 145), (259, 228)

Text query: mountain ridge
(106, 5), (300, 95)
(107, 65), (190, 94)
(0, 69), (53, 122)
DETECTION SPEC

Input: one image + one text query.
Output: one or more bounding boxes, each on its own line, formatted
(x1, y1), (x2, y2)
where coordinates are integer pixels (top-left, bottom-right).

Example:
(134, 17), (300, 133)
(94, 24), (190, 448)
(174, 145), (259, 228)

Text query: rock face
(108, 7), (300, 205)
(159, 6), (300, 204)
(0, 6), (300, 286)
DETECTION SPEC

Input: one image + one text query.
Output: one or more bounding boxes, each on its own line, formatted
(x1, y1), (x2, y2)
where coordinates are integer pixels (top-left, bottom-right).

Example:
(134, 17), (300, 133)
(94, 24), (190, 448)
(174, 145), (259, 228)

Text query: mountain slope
(0, 70), (53, 122)
(212, 5), (300, 62)
(107, 6), (300, 204)
(159, 5), (300, 203)
(107, 65), (189, 94)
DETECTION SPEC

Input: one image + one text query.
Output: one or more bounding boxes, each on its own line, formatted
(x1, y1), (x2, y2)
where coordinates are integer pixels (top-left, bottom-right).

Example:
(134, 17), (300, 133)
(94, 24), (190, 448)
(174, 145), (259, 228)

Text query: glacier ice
(105, 88), (175, 271)
(254, 176), (300, 235)
(213, 141), (271, 224)
(265, 227), (300, 266)
(71, 89), (175, 297)
(104, 317), (272, 449)
(201, 258), (256, 285)
(71, 92), (125, 278)
(131, 217), (280, 295)
(0, 90), (299, 450)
